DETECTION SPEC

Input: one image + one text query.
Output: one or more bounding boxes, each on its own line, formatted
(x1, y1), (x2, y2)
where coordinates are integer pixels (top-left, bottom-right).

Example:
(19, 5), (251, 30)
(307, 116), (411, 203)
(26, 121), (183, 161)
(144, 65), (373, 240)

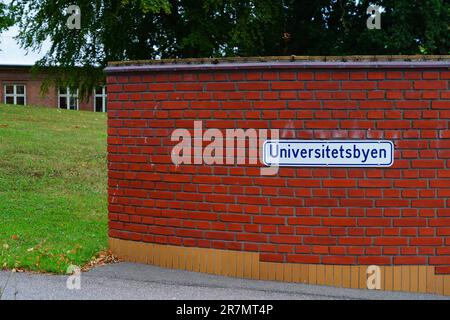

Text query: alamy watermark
(366, 5), (382, 30)
(66, 5), (81, 30)
(66, 265), (81, 290)
(171, 121), (280, 176)
(366, 265), (381, 290)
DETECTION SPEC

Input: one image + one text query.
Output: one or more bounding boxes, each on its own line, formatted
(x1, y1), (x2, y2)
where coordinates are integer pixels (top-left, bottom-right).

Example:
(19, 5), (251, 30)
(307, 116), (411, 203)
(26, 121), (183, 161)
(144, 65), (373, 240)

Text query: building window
(94, 86), (107, 112)
(4, 84), (26, 105)
(59, 87), (79, 110)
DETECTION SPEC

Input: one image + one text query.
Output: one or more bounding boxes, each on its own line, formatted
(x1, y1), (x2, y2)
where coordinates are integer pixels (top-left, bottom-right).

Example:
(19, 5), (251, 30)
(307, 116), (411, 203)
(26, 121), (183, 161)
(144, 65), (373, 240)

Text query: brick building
(0, 64), (107, 112)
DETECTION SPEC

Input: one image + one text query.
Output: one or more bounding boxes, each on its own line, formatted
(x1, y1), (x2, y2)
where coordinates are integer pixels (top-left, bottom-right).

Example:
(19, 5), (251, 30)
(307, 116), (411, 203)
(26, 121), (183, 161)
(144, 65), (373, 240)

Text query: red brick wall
(106, 61), (450, 274)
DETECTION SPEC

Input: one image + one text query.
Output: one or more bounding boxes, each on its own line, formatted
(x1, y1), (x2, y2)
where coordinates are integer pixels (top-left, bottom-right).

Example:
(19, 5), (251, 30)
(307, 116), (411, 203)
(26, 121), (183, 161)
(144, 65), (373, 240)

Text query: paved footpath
(0, 262), (448, 300)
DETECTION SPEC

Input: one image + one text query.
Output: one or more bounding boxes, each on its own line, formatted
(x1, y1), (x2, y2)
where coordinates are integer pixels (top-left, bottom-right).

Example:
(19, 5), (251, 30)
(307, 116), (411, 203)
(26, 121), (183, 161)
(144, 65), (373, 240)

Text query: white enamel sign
(263, 140), (394, 167)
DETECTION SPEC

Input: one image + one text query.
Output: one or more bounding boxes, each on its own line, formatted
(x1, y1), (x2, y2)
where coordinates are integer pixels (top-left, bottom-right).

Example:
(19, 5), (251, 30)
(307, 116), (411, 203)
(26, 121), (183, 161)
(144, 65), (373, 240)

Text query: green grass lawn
(0, 104), (107, 273)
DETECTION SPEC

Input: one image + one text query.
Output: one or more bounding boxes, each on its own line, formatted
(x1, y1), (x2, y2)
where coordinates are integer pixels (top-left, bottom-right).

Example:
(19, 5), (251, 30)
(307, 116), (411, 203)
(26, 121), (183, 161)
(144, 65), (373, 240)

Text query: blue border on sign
(262, 140), (394, 167)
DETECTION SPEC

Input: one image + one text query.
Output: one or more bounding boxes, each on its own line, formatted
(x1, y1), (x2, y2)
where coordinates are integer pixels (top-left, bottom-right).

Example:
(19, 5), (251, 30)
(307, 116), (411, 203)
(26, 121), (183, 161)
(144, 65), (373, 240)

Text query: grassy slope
(0, 105), (107, 273)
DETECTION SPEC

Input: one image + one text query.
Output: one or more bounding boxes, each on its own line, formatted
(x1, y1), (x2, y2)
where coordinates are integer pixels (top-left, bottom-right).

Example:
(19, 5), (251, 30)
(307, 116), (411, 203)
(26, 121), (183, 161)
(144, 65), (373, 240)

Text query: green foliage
(282, 0), (449, 55)
(0, 0), (14, 42)
(10, 0), (172, 97)
(122, 0), (171, 14)
(8, 0), (450, 92)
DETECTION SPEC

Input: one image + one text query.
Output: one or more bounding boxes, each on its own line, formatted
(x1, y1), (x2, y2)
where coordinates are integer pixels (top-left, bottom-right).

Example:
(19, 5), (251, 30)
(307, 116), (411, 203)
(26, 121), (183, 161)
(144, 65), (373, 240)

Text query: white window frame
(93, 86), (107, 112)
(4, 84), (26, 105)
(58, 87), (79, 110)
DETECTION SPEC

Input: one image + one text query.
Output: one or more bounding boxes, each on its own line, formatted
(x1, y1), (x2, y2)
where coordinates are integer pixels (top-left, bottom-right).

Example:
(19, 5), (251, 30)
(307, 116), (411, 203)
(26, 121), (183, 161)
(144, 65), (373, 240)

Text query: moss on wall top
(108, 55), (450, 67)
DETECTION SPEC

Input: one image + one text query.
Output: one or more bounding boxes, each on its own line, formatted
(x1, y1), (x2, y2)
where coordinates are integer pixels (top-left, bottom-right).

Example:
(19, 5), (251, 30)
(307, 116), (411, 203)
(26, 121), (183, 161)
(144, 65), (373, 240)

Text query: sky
(0, 25), (50, 65)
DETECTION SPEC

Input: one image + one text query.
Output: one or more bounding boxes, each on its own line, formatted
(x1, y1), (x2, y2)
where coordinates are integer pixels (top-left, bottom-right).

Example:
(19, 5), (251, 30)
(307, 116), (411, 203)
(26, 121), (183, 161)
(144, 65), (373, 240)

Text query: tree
(156, 0), (286, 57)
(282, 0), (449, 55)
(8, 0), (450, 94)
(9, 0), (172, 96)
(0, 0), (14, 46)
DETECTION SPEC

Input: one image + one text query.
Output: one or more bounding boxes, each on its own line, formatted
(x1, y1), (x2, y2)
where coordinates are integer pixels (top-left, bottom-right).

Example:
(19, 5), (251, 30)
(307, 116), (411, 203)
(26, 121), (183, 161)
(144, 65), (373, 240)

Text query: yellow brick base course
(110, 237), (450, 296)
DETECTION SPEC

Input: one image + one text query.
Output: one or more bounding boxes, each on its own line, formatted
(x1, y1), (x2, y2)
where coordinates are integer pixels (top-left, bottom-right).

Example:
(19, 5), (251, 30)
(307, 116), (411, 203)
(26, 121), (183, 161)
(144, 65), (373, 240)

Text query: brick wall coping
(106, 55), (450, 73)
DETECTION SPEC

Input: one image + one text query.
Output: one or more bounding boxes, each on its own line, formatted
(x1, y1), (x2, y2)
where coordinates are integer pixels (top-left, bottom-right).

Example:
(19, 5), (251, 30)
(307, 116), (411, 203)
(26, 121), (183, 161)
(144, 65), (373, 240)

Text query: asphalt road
(0, 262), (448, 300)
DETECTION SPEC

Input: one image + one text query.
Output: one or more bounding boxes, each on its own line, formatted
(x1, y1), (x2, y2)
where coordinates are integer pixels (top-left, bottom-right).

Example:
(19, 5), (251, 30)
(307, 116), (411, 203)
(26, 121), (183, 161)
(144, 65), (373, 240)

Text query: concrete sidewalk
(0, 262), (448, 300)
